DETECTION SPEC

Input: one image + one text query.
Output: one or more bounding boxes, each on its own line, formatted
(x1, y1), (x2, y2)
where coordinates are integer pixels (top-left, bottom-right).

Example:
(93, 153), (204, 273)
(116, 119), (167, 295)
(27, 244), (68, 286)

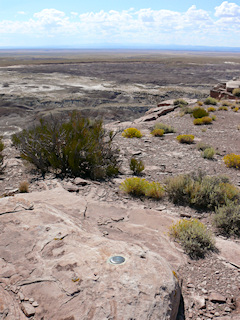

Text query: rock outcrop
(0, 187), (181, 320)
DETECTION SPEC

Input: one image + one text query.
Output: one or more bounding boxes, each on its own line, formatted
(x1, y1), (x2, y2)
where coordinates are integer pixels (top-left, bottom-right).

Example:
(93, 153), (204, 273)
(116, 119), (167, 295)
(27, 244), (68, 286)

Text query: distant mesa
(210, 77), (240, 100)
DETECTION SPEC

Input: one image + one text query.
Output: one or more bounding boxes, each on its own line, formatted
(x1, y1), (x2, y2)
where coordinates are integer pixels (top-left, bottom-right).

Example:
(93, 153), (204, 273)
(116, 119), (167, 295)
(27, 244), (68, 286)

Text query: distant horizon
(0, 45), (240, 52)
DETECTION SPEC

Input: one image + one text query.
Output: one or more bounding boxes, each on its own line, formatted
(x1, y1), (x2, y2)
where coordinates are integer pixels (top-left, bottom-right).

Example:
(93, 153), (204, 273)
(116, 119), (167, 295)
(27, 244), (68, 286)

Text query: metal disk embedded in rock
(108, 255), (126, 265)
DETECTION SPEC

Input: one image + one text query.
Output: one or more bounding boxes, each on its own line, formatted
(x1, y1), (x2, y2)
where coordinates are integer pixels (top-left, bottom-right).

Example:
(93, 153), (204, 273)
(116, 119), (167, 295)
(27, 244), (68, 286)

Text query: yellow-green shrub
(176, 134), (194, 144)
(197, 101), (203, 106)
(122, 127), (142, 138)
(169, 219), (215, 259)
(223, 154), (240, 169)
(233, 107), (239, 112)
(144, 181), (164, 199)
(233, 88), (240, 97)
(120, 177), (148, 196)
(204, 97), (217, 105)
(218, 106), (228, 111)
(201, 147), (215, 159)
(130, 157), (145, 175)
(207, 107), (216, 112)
(193, 118), (203, 125)
(120, 177), (164, 199)
(151, 129), (164, 137)
(211, 115), (216, 121)
(193, 107), (209, 119)
(193, 117), (212, 125)
(174, 98), (188, 106)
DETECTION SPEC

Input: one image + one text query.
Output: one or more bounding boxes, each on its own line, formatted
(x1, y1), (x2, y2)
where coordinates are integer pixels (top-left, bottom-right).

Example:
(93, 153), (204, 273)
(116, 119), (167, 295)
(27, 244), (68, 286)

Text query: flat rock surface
(0, 187), (181, 320)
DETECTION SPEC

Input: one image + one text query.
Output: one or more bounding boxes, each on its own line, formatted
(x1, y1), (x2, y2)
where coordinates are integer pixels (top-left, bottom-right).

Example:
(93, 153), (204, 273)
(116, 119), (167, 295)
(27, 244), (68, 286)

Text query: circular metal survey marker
(108, 255), (126, 265)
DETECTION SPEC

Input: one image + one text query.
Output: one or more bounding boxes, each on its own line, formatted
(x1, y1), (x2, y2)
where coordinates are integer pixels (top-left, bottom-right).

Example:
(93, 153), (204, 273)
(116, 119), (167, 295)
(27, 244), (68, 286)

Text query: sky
(0, 0), (240, 49)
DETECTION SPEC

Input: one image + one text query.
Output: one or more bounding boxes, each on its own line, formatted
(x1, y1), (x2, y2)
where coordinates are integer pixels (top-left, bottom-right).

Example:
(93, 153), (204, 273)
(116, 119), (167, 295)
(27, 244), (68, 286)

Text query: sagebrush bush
(207, 107), (216, 112)
(154, 123), (175, 133)
(218, 106), (228, 111)
(174, 98), (188, 106)
(223, 153), (240, 169)
(120, 177), (164, 199)
(214, 202), (240, 237)
(201, 147), (215, 159)
(169, 219), (215, 259)
(193, 107), (209, 119)
(130, 157), (144, 175)
(233, 107), (239, 112)
(122, 127), (142, 138)
(233, 88), (240, 97)
(151, 129), (164, 137)
(193, 118), (204, 125)
(201, 116), (213, 124)
(204, 97), (218, 105)
(19, 181), (29, 193)
(12, 112), (120, 180)
(165, 172), (239, 210)
(176, 134), (194, 144)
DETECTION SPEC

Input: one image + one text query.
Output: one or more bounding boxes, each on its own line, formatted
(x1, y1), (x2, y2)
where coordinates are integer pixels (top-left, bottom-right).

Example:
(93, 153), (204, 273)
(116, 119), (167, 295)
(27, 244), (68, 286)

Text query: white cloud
(0, 3), (239, 47)
(18, 11), (26, 15)
(215, 1), (240, 17)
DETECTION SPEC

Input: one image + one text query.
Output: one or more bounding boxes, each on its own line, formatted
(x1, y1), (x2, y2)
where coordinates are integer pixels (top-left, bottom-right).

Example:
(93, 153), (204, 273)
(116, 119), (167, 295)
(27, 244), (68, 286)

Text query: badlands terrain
(0, 50), (240, 320)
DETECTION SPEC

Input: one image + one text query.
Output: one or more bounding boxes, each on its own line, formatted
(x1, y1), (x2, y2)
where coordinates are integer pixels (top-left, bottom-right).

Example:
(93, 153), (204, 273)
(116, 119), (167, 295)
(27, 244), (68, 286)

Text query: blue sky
(0, 1), (240, 48)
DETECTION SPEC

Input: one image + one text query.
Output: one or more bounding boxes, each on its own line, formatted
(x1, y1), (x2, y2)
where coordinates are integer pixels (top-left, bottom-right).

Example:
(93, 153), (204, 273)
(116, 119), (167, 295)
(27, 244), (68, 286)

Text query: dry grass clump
(169, 219), (216, 259)
(151, 128), (164, 137)
(19, 181), (29, 193)
(130, 157), (144, 175)
(197, 142), (211, 151)
(222, 100), (232, 106)
(223, 154), (240, 169)
(120, 177), (164, 199)
(154, 123), (175, 133)
(214, 203), (240, 237)
(204, 97), (218, 105)
(218, 106), (228, 111)
(176, 134), (194, 144)
(165, 172), (239, 210)
(207, 106), (216, 112)
(122, 127), (142, 138)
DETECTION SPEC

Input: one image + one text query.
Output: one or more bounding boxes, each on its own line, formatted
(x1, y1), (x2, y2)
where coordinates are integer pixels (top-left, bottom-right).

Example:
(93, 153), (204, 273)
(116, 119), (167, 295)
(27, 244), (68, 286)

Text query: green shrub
(204, 97), (218, 105)
(176, 134), (194, 144)
(151, 129), (164, 137)
(12, 112), (120, 180)
(154, 123), (175, 133)
(214, 203), (240, 237)
(120, 177), (147, 197)
(211, 115), (216, 121)
(193, 107), (209, 119)
(233, 88), (240, 98)
(144, 181), (165, 199)
(120, 177), (164, 199)
(19, 181), (29, 193)
(174, 99), (188, 106)
(223, 153), (240, 169)
(207, 106), (216, 112)
(122, 127), (142, 138)
(233, 107), (239, 112)
(165, 172), (239, 210)
(201, 116), (213, 124)
(130, 157), (145, 175)
(201, 147), (215, 159)
(218, 106), (228, 111)
(169, 219), (215, 259)
(197, 101), (203, 106)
